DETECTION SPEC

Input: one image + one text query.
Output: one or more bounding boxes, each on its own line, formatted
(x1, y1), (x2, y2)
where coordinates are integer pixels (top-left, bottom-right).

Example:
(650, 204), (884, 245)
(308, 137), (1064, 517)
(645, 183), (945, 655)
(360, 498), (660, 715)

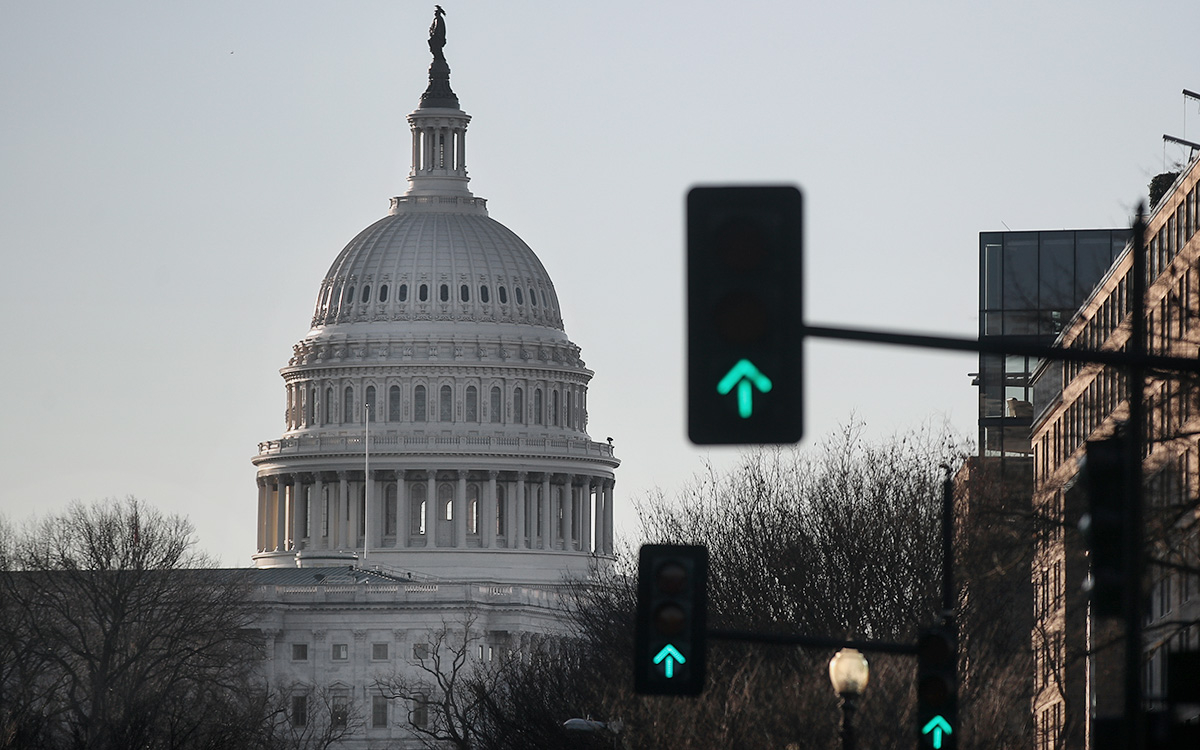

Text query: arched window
(419, 284), (429, 302)
(552, 390), (559, 426)
(565, 388), (572, 428)
(325, 387), (334, 424)
(384, 484), (397, 536)
(398, 284), (408, 302)
(530, 288), (538, 307)
(496, 485), (507, 537)
(439, 284), (449, 302)
(490, 386), (502, 423)
(465, 386), (478, 422)
(480, 286), (490, 303)
(513, 387), (524, 424)
(360, 285), (371, 303)
(467, 484), (480, 535)
(439, 483), (453, 521)
(379, 284), (389, 302)
(534, 389), (543, 425)
(515, 288), (524, 305)
(439, 385), (453, 422)
(498, 286), (508, 304)
(365, 386), (376, 422)
(460, 284), (470, 302)
(307, 386), (316, 425)
(413, 385), (427, 422)
(411, 484), (427, 535)
(389, 385), (401, 422)
(344, 286), (355, 306)
(343, 386), (354, 424)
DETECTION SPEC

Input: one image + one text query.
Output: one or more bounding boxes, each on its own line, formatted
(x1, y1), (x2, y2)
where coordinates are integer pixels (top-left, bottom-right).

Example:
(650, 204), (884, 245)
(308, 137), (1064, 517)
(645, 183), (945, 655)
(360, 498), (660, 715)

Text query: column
(515, 473), (527, 550)
(256, 477), (267, 552)
(581, 480), (593, 554)
(397, 471), (409, 547)
(348, 477), (360, 550)
(312, 474), (324, 549)
(541, 475), (552, 550)
(291, 475), (306, 551)
(337, 472), (350, 549)
(425, 469), (438, 547)
(562, 476), (574, 552)
(484, 471), (498, 549)
(604, 481), (615, 554)
(454, 471), (467, 548)
(274, 476), (289, 551)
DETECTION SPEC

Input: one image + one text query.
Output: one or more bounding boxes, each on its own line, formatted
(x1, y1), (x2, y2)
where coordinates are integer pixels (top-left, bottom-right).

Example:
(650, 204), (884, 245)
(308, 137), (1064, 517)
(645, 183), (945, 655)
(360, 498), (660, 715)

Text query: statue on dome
(428, 6), (447, 61)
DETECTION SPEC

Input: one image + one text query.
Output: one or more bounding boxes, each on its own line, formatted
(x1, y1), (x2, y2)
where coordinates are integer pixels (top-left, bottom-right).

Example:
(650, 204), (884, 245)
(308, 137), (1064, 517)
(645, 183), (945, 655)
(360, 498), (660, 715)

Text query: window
(414, 385), (427, 422)
(534, 389), (543, 424)
(468, 484), (479, 534)
(460, 284), (470, 302)
(552, 390), (559, 426)
(419, 283), (429, 302)
(440, 385), (453, 421)
(398, 283), (408, 302)
(480, 285), (489, 303)
(440, 483), (453, 520)
(343, 386), (354, 424)
(332, 643), (348, 660)
(514, 387), (524, 424)
(291, 695), (308, 727)
(389, 385), (401, 422)
(411, 484), (427, 535)
(344, 286), (355, 306)
(490, 386), (502, 423)
(372, 695), (388, 728)
(496, 485), (506, 536)
(440, 284), (449, 302)
(411, 693), (428, 728)
(465, 385), (478, 421)
(332, 696), (348, 728)
(498, 286), (508, 304)
(413, 643), (430, 659)
(325, 386), (334, 424)
(530, 288), (538, 306)
(291, 643), (308, 661)
(515, 287), (524, 305)
(379, 284), (388, 302)
(361, 285), (371, 303)
(372, 642), (389, 661)
(365, 385), (376, 421)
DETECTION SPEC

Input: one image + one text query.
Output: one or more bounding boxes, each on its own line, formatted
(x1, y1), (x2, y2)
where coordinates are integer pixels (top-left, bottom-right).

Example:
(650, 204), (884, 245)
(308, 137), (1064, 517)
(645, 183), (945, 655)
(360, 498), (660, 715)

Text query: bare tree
(0, 498), (266, 750)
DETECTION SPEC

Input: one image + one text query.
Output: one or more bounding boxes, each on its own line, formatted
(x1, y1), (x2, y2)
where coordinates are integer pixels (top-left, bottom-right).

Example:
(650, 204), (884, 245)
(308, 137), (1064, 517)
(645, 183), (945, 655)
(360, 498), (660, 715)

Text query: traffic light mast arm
(802, 322), (1200, 374)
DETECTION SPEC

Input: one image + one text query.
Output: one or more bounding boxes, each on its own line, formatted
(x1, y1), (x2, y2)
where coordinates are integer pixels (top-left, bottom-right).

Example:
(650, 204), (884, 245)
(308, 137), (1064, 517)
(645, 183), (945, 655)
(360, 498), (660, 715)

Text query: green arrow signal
(922, 716), (952, 749)
(653, 644), (686, 678)
(716, 359), (773, 418)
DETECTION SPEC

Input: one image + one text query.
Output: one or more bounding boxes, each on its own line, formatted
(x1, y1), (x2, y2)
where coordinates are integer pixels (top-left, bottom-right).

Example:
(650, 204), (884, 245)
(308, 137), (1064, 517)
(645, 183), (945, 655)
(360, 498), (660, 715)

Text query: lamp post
(828, 647), (869, 750)
(563, 718), (623, 750)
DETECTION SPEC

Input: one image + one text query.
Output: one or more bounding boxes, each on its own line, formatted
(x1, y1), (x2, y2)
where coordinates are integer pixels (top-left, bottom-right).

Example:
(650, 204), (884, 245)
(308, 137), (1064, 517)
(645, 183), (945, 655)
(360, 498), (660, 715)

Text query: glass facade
(978, 229), (1130, 456)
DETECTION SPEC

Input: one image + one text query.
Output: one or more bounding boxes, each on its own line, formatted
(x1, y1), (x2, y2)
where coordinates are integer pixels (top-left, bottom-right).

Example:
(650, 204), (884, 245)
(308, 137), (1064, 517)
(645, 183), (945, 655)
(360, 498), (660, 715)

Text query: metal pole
(940, 464), (954, 617)
(1125, 207), (1147, 750)
(364, 399), (370, 565)
(839, 694), (857, 750)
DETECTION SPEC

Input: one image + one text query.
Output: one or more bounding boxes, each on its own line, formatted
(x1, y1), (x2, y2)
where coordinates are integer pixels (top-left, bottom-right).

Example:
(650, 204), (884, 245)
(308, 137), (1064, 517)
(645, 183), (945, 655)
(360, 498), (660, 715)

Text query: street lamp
(563, 718), (624, 749)
(828, 647), (869, 750)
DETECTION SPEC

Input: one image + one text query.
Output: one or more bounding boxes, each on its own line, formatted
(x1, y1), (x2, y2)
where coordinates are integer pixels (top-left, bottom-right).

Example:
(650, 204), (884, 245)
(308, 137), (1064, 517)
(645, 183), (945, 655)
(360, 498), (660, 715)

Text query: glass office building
(977, 229), (1129, 457)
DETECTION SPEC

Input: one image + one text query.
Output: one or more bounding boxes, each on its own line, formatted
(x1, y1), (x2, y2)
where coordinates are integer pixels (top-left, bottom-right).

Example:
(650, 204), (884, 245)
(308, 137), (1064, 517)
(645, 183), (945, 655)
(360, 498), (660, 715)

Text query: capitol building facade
(245, 13), (619, 744)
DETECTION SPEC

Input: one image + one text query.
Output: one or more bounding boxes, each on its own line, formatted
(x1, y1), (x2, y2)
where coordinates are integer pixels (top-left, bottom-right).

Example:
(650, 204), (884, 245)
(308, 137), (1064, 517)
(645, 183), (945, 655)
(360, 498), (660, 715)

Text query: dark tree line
(0, 498), (350, 750)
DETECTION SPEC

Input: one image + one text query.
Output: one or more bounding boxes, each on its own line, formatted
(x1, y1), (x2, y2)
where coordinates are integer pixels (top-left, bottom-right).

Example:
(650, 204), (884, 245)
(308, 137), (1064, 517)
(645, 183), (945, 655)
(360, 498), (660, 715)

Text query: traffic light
(634, 544), (707, 695)
(1080, 435), (1130, 618)
(917, 622), (957, 750)
(687, 185), (803, 445)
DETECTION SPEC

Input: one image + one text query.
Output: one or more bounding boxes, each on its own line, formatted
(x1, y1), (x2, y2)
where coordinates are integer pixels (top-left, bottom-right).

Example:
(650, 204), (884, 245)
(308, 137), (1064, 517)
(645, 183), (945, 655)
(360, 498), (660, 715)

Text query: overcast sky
(2, 1), (1197, 566)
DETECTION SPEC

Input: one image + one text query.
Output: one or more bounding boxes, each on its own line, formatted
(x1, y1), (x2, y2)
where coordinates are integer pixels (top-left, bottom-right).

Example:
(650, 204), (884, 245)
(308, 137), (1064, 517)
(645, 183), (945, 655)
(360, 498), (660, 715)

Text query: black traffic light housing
(634, 544), (708, 695)
(1080, 435), (1131, 618)
(687, 186), (803, 445)
(917, 621), (957, 750)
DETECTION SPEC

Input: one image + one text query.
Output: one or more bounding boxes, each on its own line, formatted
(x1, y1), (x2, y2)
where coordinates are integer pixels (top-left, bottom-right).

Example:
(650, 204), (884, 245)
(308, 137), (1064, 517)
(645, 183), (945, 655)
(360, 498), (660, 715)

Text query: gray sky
(2, 1), (1197, 565)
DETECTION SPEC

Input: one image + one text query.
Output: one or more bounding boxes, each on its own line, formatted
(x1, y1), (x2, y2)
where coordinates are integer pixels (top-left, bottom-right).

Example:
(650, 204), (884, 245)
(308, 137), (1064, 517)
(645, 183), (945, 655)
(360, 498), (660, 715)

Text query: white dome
(311, 202), (564, 332)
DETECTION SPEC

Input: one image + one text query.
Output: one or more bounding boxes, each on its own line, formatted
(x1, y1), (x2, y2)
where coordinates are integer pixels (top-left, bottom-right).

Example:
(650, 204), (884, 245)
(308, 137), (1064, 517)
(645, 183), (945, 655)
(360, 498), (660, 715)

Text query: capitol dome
(250, 21), (618, 583)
